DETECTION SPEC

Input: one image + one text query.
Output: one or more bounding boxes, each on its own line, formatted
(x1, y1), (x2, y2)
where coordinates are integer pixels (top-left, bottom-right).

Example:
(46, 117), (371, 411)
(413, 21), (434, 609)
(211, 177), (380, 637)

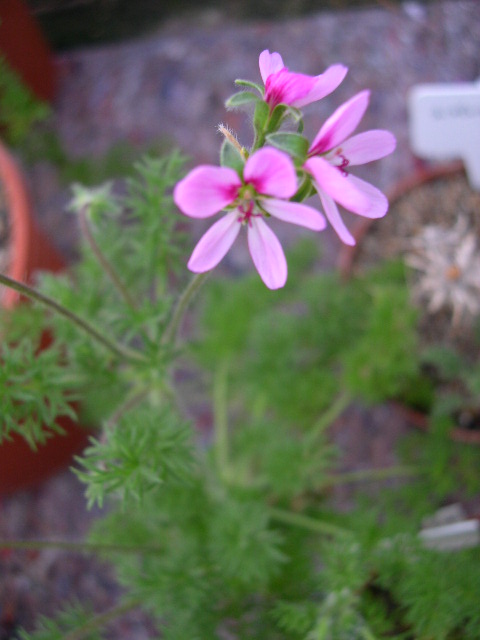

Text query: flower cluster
(174, 50), (396, 289)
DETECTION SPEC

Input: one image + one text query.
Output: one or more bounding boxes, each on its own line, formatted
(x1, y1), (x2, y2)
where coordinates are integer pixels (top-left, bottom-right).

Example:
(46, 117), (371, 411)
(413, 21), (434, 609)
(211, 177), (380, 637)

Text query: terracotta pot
(0, 142), (89, 495)
(0, 142), (64, 308)
(0, 0), (57, 103)
(337, 161), (480, 446)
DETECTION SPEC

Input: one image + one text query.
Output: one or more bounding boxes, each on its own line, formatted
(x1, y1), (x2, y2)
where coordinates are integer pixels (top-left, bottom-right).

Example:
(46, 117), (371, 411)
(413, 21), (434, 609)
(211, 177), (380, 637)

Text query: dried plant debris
(358, 172), (480, 269)
(406, 217), (480, 326)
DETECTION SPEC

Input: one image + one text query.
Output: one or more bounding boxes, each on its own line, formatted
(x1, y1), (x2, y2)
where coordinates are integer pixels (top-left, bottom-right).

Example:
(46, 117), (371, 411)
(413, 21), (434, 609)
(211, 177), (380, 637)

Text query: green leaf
(0, 335), (79, 447)
(234, 78), (264, 95)
(285, 106), (303, 123)
(267, 104), (287, 132)
(291, 174), (315, 202)
(253, 100), (270, 133)
(76, 404), (196, 508)
(207, 494), (286, 590)
(0, 55), (50, 147)
(220, 138), (244, 174)
(18, 601), (101, 640)
(225, 91), (261, 109)
(266, 132), (309, 160)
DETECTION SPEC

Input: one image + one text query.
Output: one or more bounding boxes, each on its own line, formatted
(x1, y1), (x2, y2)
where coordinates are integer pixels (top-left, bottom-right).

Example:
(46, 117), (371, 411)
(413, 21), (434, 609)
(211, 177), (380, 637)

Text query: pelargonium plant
(9, 52), (480, 640)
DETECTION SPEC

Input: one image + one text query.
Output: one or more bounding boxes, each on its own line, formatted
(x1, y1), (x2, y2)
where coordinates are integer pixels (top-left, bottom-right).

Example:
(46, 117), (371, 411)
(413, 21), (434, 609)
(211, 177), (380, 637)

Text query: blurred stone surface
(26, 0), (480, 269)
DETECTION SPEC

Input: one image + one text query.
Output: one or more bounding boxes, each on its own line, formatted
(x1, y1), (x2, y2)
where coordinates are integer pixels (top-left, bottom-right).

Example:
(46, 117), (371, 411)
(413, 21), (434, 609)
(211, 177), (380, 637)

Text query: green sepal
(253, 100), (270, 130)
(225, 91), (261, 109)
(267, 104), (287, 133)
(291, 174), (315, 202)
(234, 79), (264, 95)
(266, 132), (309, 161)
(220, 138), (245, 174)
(285, 106), (303, 123)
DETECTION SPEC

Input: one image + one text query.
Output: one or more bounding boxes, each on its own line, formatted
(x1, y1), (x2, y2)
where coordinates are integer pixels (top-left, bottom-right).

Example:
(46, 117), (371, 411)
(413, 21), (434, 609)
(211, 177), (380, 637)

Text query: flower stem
(218, 124), (245, 157)
(62, 598), (143, 640)
(0, 538), (163, 554)
(361, 628), (379, 640)
(79, 207), (138, 311)
(307, 391), (351, 444)
(0, 273), (145, 364)
(213, 358), (230, 477)
(161, 272), (209, 346)
(269, 507), (350, 538)
(104, 388), (150, 430)
(328, 465), (420, 486)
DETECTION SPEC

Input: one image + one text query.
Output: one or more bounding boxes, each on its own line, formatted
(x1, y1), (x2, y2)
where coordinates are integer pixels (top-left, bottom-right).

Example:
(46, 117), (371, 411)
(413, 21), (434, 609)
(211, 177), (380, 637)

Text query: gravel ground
(1, 1), (480, 637)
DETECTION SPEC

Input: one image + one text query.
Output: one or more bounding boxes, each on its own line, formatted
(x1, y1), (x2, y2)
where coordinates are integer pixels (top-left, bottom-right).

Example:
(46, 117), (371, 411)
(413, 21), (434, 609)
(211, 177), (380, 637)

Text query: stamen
(337, 154), (350, 177)
(237, 200), (261, 227)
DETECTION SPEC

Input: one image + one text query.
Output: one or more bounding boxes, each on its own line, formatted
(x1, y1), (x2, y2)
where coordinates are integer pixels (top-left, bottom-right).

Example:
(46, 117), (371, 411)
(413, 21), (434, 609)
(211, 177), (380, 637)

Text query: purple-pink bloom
(304, 90), (396, 245)
(259, 49), (347, 111)
(174, 147), (326, 289)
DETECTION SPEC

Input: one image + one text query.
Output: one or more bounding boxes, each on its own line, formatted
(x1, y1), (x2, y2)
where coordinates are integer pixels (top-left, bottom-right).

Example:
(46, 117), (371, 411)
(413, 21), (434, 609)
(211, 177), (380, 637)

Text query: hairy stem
(0, 273), (145, 364)
(62, 598), (144, 640)
(269, 507), (350, 538)
(307, 390), (351, 444)
(0, 539), (163, 554)
(214, 358), (230, 478)
(161, 272), (209, 346)
(104, 388), (150, 430)
(218, 124), (245, 156)
(79, 207), (138, 311)
(328, 465), (420, 486)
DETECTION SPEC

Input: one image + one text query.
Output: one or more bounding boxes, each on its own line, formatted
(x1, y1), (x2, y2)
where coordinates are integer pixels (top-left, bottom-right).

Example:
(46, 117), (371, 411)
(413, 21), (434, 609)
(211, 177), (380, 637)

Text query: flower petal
(346, 174), (389, 219)
(244, 147), (297, 198)
(174, 165), (241, 218)
(337, 130), (397, 165)
(259, 49), (285, 84)
(248, 217), (287, 289)
(309, 90), (370, 155)
(293, 64), (348, 108)
(261, 197), (326, 231)
(305, 157), (369, 215)
(264, 69), (317, 109)
(319, 192), (356, 246)
(187, 212), (240, 272)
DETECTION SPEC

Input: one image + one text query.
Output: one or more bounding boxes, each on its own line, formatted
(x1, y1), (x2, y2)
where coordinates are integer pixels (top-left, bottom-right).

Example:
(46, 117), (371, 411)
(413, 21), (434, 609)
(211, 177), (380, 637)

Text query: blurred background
(27, 0), (434, 49)
(1, 0), (479, 637)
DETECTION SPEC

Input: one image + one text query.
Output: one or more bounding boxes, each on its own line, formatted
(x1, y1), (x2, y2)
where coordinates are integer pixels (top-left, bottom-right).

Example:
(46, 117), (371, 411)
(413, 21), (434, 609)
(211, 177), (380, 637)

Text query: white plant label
(408, 79), (480, 190)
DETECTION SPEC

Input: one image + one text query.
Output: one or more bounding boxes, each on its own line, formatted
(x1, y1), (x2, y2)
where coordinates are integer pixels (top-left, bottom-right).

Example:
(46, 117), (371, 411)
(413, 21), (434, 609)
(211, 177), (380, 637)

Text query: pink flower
(304, 90), (396, 245)
(259, 50), (347, 111)
(174, 147), (326, 289)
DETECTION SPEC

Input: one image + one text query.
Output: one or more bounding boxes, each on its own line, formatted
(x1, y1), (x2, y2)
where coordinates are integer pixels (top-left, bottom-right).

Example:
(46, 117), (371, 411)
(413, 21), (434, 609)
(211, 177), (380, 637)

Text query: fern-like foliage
(2, 153), (188, 444)
(0, 338), (77, 445)
(5, 158), (480, 640)
(76, 404), (196, 508)
(195, 251), (424, 430)
(17, 601), (102, 640)
(0, 55), (50, 146)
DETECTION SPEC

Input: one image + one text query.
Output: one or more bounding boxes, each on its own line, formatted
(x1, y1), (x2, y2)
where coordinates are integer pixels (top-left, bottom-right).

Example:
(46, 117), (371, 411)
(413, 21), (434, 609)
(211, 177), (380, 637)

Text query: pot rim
(0, 140), (65, 308)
